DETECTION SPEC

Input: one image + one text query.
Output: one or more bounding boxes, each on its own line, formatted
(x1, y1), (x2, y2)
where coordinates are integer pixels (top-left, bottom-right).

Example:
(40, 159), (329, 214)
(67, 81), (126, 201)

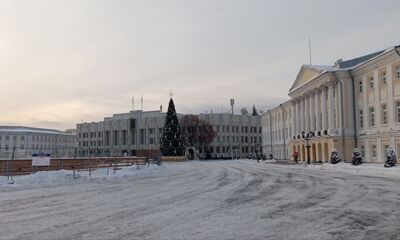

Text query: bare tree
(180, 115), (216, 154)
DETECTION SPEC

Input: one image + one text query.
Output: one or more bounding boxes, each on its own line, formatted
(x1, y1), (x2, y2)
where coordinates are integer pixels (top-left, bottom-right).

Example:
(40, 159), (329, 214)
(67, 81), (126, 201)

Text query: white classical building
(0, 126), (77, 159)
(261, 101), (293, 160)
(262, 45), (400, 162)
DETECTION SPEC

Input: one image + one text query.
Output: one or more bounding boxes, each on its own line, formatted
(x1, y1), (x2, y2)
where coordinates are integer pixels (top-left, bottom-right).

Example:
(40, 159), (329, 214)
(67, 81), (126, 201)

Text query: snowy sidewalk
(296, 161), (400, 179)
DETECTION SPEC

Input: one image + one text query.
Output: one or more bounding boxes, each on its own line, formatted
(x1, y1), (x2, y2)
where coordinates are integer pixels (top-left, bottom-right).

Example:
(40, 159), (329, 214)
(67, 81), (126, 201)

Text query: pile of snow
(302, 162), (400, 178)
(0, 164), (165, 191)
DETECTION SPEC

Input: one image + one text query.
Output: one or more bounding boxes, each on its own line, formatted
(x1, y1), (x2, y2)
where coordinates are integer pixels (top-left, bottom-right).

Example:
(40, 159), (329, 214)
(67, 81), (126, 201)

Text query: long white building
(77, 109), (261, 159)
(262, 45), (400, 162)
(0, 126), (77, 159)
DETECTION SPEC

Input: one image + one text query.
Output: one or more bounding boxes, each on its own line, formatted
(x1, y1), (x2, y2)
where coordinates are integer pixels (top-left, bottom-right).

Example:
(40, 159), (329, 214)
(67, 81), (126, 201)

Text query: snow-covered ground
(284, 161), (400, 179)
(0, 164), (165, 192)
(1, 160), (400, 240)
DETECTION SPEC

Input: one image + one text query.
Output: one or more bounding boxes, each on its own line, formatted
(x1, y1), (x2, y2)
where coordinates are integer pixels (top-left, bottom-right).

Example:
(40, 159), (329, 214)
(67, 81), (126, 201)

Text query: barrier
(0, 156), (147, 176)
(161, 156), (186, 162)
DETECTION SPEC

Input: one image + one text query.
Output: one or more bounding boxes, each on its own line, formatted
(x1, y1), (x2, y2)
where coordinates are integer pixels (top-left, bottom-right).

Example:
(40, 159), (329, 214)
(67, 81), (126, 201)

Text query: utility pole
(230, 99), (234, 159)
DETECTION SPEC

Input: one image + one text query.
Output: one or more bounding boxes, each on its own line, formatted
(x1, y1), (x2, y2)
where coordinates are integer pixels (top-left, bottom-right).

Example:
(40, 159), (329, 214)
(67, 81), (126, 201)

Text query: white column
(387, 64), (395, 127)
(305, 96), (309, 133)
(297, 100), (301, 135)
(328, 84), (335, 132)
(292, 101), (297, 137)
(310, 92), (315, 132)
(300, 97), (304, 133)
(362, 76), (368, 132)
(336, 83), (343, 131)
(321, 87), (328, 131)
(373, 70), (381, 127)
(315, 89), (321, 133)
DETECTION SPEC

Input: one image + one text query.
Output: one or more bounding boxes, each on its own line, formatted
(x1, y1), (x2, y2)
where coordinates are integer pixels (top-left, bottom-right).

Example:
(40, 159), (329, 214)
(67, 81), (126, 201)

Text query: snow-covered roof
(0, 126), (75, 136)
(303, 64), (337, 72)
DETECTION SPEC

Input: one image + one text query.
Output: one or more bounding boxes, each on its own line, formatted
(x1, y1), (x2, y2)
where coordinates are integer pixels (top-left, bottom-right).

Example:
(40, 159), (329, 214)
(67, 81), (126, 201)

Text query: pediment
(289, 65), (325, 92)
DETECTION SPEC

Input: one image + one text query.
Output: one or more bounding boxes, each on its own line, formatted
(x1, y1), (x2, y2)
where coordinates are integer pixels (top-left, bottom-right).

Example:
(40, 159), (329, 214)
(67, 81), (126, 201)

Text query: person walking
(292, 151), (299, 163)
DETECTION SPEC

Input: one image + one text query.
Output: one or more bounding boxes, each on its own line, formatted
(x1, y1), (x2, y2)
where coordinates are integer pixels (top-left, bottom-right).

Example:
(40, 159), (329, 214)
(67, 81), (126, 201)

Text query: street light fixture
(302, 131), (314, 164)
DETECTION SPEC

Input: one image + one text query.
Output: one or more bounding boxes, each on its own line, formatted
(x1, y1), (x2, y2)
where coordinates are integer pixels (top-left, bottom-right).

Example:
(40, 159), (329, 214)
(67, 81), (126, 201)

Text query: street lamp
(302, 131), (314, 164)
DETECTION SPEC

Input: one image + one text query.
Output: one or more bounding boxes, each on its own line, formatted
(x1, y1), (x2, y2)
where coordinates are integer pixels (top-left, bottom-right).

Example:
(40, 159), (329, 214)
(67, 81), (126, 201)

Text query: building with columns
(262, 45), (400, 162)
(77, 109), (261, 159)
(261, 101), (293, 160)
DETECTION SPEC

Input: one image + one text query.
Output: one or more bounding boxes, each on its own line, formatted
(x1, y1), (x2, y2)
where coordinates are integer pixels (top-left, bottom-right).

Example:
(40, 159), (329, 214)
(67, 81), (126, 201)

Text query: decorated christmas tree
(352, 148), (363, 166)
(160, 98), (184, 156)
(384, 148), (397, 168)
(330, 149), (342, 164)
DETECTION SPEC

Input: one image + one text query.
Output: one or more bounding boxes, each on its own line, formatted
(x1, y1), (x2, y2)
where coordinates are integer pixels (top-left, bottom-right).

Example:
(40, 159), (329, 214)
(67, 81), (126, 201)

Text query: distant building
(0, 126), (77, 159)
(198, 113), (262, 159)
(76, 110), (168, 157)
(77, 110), (262, 159)
(65, 129), (77, 135)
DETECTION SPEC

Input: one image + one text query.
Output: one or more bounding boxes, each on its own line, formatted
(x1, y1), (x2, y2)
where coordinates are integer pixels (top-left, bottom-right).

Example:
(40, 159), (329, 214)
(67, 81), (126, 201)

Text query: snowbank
(301, 162), (400, 178)
(0, 164), (165, 191)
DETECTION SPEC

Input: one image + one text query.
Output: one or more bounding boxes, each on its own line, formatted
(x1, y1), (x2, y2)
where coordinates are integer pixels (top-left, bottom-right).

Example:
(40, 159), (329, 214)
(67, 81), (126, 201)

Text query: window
(397, 144), (400, 158)
(105, 131), (110, 145)
(381, 71), (387, 85)
(384, 144), (390, 153)
(359, 109), (364, 128)
(149, 129), (154, 144)
(20, 136), (25, 141)
(371, 144), (377, 158)
(360, 145), (365, 158)
(397, 66), (400, 79)
(359, 81), (363, 93)
(369, 107), (375, 127)
(5, 136), (9, 141)
(369, 77), (374, 89)
(397, 101), (400, 123)
(113, 131), (118, 145)
(122, 130), (127, 145)
(382, 104), (388, 125)
(131, 130), (136, 145)
(140, 129), (145, 145)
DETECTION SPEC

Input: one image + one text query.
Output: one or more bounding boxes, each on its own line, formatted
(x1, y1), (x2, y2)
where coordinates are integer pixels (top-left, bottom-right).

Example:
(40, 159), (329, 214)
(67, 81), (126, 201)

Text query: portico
(288, 65), (354, 162)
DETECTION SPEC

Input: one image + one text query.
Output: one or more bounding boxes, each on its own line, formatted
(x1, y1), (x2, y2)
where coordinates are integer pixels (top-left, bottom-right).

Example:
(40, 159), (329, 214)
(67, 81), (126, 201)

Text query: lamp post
(302, 131), (314, 164)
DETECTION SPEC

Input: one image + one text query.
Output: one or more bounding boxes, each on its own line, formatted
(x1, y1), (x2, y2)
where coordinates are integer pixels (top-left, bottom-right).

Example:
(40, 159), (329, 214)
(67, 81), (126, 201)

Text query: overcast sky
(1, 0), (399, 130)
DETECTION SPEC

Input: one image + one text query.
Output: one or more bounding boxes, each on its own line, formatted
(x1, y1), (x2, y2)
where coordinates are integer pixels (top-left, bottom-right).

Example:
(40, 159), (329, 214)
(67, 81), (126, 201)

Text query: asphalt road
(1, 160), (400, 240)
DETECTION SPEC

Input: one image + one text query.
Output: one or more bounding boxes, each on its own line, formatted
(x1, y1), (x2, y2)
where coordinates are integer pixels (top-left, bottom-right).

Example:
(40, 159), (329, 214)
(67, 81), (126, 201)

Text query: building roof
(290, 45), (399, 94)
(336, 50), (386, 69)
(0, 126), (75, 136)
